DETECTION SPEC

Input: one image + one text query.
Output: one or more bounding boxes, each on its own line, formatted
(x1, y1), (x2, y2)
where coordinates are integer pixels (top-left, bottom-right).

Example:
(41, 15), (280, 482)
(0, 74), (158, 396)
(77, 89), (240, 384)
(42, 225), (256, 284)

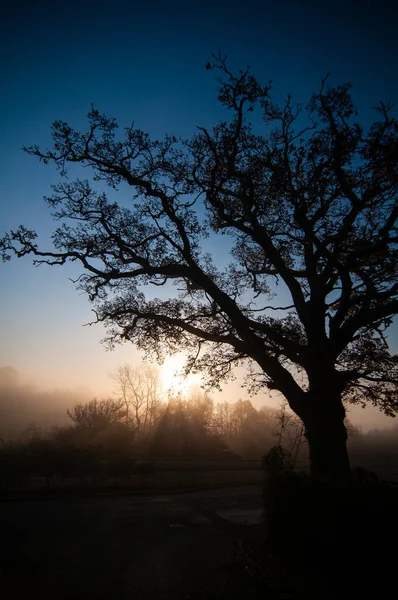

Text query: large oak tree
(2, 55), (398, 480)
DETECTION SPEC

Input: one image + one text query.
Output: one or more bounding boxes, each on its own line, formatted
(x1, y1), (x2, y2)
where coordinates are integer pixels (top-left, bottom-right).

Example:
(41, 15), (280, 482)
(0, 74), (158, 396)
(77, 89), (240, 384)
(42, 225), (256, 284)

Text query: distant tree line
(58, 379), (292, 460)
(0, 364), (307, 488)
(1, 364), (397, 491)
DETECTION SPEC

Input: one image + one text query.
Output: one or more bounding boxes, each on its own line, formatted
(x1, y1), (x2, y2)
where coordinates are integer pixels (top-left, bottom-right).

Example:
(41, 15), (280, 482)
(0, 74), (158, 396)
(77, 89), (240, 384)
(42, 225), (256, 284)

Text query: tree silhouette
(1, 54), (397, 480)
(67, 398), (126, 430)
(110, 364), (163, 436)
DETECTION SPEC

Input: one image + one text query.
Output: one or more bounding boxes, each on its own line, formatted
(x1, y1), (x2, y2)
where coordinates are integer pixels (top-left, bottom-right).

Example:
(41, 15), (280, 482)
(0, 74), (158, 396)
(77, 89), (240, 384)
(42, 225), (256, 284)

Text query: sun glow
(161, 354), (202, 396)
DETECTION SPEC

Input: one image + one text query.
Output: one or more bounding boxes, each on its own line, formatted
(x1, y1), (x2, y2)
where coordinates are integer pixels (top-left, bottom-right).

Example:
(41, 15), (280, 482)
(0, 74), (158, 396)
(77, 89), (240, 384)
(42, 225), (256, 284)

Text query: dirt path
(0, 485), (269, 599)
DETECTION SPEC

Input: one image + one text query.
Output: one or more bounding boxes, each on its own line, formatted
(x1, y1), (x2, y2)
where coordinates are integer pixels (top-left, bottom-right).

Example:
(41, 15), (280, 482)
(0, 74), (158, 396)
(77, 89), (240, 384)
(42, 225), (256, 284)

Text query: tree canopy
(2, 54), (397, 479)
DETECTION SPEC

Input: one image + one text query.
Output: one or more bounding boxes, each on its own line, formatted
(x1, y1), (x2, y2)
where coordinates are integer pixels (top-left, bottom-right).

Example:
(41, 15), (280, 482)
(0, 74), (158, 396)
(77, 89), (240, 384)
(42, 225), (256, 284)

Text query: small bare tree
(111, 365), (164, 437)
(273, 401), (306, 468)
(212, 401), (234, 439)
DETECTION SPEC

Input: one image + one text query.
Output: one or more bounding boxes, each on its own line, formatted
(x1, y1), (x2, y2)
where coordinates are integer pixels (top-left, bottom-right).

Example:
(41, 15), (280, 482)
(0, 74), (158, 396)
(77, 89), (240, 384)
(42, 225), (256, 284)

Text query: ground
(0, 485), (267, 600)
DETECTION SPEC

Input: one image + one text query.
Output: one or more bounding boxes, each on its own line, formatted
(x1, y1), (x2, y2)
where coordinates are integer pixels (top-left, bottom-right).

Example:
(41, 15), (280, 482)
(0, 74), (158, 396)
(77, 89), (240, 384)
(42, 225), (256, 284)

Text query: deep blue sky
(1, 0), (397, 428)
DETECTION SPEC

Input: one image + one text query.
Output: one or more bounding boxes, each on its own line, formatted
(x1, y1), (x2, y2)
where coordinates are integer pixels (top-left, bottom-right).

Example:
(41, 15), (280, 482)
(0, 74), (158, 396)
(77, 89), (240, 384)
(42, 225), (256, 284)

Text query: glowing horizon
(160, 354), (203, 397)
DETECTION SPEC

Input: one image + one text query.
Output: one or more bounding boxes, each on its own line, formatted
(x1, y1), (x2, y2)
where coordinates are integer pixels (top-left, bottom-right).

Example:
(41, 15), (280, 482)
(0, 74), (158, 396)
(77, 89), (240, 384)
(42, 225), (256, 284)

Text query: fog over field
(1, 364), (396, 442)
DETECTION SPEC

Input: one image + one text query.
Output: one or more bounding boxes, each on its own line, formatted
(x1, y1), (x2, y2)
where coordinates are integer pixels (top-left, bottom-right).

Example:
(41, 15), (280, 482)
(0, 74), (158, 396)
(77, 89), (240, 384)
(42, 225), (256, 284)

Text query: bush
(261, 469), (398, 596)
(261, 444), (293, 478)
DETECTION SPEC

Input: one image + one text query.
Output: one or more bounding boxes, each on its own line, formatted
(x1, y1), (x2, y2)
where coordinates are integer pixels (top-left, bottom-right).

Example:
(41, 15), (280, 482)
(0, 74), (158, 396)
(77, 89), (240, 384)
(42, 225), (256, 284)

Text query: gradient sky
(1, 0), (397, 429)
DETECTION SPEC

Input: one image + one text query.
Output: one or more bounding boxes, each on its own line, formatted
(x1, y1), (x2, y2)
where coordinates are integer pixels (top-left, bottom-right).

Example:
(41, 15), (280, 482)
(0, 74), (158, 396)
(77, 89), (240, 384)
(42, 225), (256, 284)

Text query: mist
(0, 366), (92, 438)
(1, 364), (396, 441)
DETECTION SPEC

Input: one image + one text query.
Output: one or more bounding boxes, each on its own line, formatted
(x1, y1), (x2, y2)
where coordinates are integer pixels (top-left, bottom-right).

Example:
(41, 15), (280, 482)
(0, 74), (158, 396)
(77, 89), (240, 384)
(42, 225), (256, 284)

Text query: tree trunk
(299, 390), (352, 482)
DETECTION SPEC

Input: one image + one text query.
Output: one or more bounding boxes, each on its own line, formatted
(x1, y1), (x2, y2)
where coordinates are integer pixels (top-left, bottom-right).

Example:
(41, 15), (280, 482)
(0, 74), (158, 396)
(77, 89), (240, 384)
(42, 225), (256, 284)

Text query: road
(0, 485), (267, 600)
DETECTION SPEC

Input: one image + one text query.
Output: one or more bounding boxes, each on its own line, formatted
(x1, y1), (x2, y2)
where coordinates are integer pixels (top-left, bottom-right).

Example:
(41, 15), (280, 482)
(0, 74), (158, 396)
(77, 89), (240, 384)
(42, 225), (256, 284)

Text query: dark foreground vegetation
(2, 443), (397, 600)
(236, 448), (398, 599)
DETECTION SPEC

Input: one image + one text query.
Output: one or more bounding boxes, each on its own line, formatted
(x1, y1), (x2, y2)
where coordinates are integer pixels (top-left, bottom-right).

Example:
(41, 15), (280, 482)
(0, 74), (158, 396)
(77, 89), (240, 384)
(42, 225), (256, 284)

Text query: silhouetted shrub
(261, 444), (293, 478)
(261, 470), (398, 596)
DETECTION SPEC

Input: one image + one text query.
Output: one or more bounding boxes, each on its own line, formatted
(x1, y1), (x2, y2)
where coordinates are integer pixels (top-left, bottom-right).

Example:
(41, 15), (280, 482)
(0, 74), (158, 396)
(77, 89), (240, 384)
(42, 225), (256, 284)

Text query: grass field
(1, 453), (397, 500)
(0, 456), (265, 498)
